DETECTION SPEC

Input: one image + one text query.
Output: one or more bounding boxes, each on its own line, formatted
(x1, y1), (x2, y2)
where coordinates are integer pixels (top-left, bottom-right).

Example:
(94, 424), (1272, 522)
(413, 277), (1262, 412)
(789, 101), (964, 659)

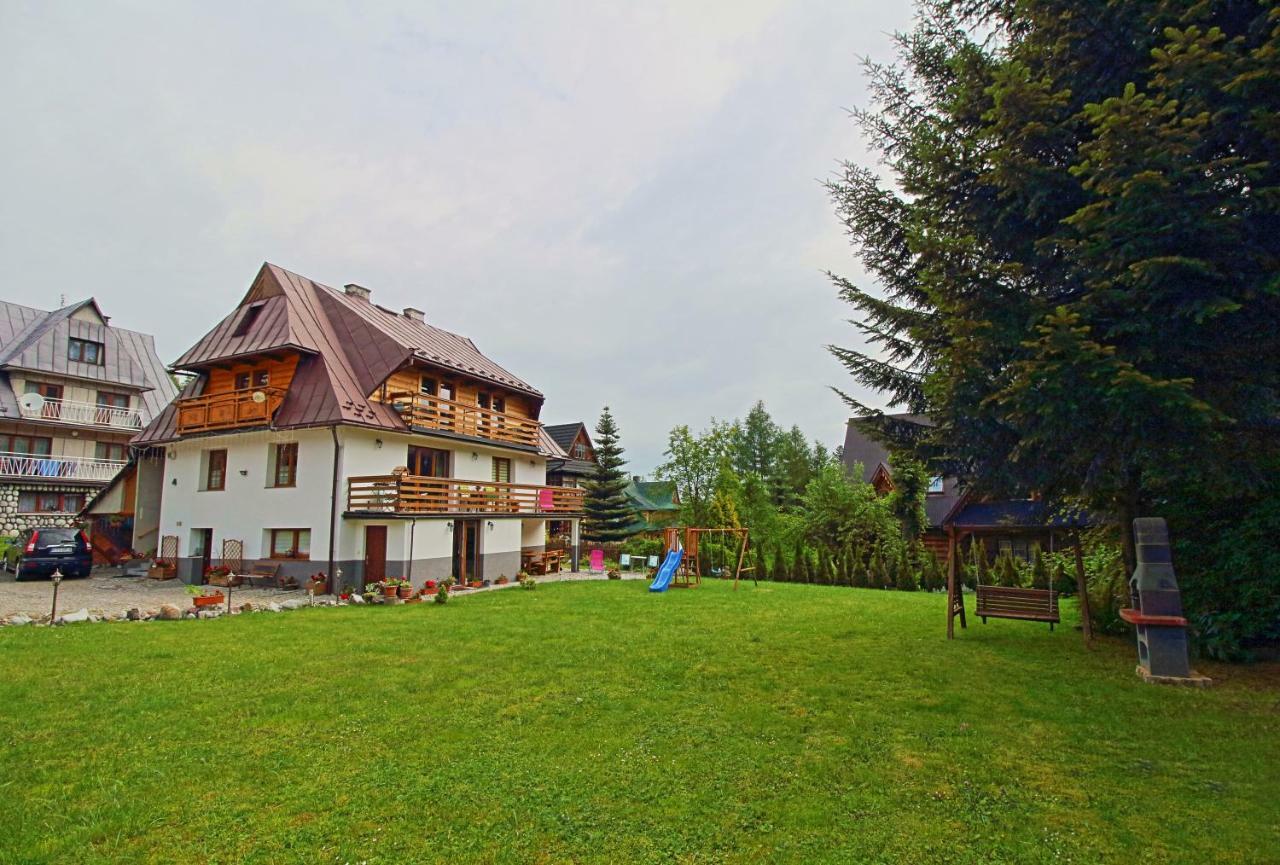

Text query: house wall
(158, 424), (553, 586)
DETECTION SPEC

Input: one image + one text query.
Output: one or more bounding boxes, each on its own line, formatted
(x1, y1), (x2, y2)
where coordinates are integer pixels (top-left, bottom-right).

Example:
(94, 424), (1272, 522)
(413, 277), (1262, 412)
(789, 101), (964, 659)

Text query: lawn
(1, 580), (1276, 864)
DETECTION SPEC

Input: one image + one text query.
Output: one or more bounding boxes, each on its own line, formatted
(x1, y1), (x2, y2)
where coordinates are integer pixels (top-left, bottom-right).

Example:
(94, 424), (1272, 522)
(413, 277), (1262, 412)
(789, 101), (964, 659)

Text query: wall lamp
(375, 438), (383, 449)
(486, 521), (495, 530)
(446, 521), (454, 532)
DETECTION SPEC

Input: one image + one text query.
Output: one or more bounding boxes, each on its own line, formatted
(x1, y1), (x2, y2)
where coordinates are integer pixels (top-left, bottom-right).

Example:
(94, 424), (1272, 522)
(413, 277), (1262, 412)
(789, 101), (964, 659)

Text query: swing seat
(974, 585), (1059, 629)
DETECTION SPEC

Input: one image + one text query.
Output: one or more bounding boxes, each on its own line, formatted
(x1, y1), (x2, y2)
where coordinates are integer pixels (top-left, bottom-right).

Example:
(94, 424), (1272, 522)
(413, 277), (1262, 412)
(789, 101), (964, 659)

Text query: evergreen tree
(582, 407), (635, 543)
(996, 551), (1021, 588)
(896, 547), (918, 591)
(790, 537), (806, 583)
(851, 547), (868, 588)
(1051, 560), (1073, 596)
(1030, 546), (1050, 590)
(828, 0), (1280, 595)
(972, 540), (991, 588)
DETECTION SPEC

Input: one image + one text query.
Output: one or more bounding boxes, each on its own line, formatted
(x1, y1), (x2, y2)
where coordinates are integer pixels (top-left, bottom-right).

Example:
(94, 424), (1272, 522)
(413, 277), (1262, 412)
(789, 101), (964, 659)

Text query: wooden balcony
(347, 474), (585, 516)
(384, 393), (540, 448)
(175, 387), (287, 435)
(18, 397), (146, 429)
(0, 452), (127, 483)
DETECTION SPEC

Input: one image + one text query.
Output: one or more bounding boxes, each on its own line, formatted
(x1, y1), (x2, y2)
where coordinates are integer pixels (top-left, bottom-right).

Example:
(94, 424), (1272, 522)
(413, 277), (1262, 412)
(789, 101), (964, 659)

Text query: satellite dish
(251, 390), (267, 404)
(18, 393), (45, 414)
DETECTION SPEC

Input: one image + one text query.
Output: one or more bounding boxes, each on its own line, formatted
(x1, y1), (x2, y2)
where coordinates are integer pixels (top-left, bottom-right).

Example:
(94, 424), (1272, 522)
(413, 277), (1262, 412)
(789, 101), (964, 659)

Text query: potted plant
(424, 579), (438, 591)
(495, 575), (509, 585)
(380, 580), (399, 599)
(468, 578), (482, 589)
(339, 584), (355, 601)
(396, 579), (414, 599)
(362, 585), (378, 603)
(607, 567), (622, 580)
(186, 584), (225, 609)
(434, 584), (449, 604)
(204, 564), (235, 587)
(306, 573), (329, 595)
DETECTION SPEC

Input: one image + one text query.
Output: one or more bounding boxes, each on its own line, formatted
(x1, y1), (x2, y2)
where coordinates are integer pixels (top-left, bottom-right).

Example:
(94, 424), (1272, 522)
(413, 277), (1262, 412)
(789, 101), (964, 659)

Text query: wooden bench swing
(945, 527), (1093, 644)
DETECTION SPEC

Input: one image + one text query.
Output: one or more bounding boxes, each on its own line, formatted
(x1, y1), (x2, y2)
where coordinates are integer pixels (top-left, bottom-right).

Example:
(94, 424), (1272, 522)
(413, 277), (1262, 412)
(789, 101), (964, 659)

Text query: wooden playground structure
(662, 526), (755, 590)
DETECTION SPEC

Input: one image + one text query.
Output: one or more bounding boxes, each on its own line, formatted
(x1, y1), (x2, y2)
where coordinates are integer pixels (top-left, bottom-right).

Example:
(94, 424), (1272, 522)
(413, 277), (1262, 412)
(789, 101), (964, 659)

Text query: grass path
(1, 580), (1276, 864)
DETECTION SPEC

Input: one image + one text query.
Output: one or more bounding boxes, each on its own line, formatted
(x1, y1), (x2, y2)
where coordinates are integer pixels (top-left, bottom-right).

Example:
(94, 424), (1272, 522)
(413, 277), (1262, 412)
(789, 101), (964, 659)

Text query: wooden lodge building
(842, 413), (1086, 561)
(0, 298), (175, 554)
(131, 263), (584, 586)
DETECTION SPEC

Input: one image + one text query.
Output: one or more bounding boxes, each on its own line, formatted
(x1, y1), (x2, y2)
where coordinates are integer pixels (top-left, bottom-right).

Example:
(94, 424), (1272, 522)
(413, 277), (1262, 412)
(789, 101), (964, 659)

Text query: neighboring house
(132, 263), (584, 586)
(842, 413), (1083, 561)
(622, 477), (681, 535)
(0, 298), (175, 549)
(544, 422), (597, 488)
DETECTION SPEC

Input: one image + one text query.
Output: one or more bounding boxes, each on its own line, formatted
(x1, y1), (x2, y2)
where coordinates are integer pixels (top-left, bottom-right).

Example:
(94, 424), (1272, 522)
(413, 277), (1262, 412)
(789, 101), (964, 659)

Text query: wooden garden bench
(238, 562), (298, 590)
(974, 585), (1060, 629)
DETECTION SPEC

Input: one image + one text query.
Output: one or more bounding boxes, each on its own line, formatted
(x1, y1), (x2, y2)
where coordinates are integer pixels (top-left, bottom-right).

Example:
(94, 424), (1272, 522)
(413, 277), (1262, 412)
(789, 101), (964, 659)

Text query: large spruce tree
(828, 1), (1279, 591)
(582, 406), (635, 543)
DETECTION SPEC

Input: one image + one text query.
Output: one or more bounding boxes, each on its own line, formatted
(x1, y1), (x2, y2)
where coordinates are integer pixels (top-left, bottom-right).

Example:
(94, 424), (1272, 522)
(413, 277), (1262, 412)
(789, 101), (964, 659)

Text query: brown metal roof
(135, 262), (543, 445)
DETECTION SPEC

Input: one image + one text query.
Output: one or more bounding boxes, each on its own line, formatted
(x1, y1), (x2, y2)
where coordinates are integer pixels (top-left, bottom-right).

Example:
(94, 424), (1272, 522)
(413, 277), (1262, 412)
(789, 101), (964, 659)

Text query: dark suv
(3, 527), (93, 581)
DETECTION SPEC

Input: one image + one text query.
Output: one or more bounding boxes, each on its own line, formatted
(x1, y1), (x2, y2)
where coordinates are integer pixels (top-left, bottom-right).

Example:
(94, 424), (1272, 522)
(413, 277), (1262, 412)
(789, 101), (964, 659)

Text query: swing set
(662, 526), (756, 590)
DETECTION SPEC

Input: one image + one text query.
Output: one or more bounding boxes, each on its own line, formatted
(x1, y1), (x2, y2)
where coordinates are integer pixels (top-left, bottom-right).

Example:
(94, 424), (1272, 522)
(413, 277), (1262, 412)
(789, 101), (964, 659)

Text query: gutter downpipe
(328, 426), (341, 586)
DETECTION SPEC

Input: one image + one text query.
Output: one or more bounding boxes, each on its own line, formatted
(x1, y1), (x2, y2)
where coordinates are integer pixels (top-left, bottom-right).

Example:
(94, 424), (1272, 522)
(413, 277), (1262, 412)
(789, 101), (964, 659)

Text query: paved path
(0, 567), (651, 620)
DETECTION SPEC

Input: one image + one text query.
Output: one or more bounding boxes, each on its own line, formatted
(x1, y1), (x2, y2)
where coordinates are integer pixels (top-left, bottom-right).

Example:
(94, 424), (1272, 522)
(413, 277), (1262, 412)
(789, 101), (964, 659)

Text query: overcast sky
(1, 0), (913, 473)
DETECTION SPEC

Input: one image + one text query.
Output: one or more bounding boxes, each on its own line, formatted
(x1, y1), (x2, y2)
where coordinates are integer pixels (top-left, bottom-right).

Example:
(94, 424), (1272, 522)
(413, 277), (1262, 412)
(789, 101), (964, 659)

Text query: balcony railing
(18, 397), (145, 429)
(347, 474), (585, 516)
(383, 393), (540, 448)
(0, 452), (127, 483)
(175, 387), (287, 435)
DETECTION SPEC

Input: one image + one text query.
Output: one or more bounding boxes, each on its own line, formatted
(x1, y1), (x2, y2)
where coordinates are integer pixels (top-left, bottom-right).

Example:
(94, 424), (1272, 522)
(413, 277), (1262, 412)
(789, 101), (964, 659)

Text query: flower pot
(193, 594), (224, 609)
(307, 581), (328, 595)
(382, 585), (398, 598)
(397, 586), (413, 599)
(469, 581), (482, 589)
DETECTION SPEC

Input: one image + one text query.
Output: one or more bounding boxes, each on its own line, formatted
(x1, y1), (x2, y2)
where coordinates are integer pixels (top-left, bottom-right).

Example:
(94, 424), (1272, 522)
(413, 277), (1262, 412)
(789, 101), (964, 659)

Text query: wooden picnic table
(521, 549), (564, 575)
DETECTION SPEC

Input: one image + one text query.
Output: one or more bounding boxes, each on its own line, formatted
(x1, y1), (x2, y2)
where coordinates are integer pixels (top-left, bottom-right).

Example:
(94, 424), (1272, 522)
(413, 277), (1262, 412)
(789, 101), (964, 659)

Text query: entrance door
(453, 519), (480, 582)
(364, 525), (387, 588)
(196, 529), (213, 579)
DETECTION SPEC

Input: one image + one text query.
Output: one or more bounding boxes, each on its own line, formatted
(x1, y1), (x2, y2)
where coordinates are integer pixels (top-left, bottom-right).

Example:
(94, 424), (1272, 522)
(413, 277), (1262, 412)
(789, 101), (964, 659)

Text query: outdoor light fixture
(487, 521), (495, 530)
(50, 568), (63, 622)
(446, 521), (454, 532)
(375, 439), (383, 449)
(471, 452), (478, 461)
(239, 469), (248, 477)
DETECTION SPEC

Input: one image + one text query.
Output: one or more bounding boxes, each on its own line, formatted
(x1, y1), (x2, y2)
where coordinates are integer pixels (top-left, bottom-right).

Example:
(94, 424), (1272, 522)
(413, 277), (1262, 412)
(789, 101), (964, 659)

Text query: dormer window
(233, 302), (265, 337)
(928, 476), (945, 494)
(68, 337), (104, 365)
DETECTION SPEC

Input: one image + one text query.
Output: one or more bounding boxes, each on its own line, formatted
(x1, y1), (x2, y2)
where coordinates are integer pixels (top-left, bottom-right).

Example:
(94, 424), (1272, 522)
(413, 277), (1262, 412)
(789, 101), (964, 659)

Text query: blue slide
(649, 548), (683, 593)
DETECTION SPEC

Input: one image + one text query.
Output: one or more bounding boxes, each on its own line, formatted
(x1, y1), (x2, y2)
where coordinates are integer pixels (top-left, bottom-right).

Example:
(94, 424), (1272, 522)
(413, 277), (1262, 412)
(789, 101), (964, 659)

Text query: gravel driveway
(0, 567), (308, 620)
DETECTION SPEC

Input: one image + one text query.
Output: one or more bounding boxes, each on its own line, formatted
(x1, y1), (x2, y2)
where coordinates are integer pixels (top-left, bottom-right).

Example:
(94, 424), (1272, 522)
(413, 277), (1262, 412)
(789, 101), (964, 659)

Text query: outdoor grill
(1119, 518), (1209, 685)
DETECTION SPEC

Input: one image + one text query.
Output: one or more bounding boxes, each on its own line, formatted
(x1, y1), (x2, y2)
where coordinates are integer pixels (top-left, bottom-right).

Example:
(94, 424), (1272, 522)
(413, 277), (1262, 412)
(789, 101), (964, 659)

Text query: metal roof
(0, 297), (177, 419)
(135, 263), (544, 445)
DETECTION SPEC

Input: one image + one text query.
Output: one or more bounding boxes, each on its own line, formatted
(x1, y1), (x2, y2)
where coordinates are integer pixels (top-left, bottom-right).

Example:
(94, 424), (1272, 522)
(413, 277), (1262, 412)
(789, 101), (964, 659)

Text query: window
(572, 443), (589, 460)
(204, 449), (227, 491)
(492, 457), (511, 484)
(18, 491), (85, 513)
(68, 338), (104, 365)
(996, 538), (1031, 562)
(95, 442), (128, 462)
(269, 528), (310, 559)
(232, 302), (265, 337)
(419, 376), (437, 396)
(96, 391), (129, 409)
(24, 382), (63, 418)
(234, 372), (251, 390)
(1, 434), (52, 455)
(408, 446), (450, 478)
(271, 442), (298, 487)
(928, 476), (945, 494)
(253, 369), (270, 388)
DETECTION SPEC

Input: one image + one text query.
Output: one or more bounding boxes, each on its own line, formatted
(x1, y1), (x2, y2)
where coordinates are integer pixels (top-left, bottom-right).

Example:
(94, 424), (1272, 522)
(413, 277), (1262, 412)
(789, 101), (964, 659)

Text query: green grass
(1, 581), (1277, 864)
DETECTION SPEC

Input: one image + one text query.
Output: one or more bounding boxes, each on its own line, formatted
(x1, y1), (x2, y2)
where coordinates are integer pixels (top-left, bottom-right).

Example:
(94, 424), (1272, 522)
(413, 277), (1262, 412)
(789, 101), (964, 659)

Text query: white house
(133, 263), (583, 588)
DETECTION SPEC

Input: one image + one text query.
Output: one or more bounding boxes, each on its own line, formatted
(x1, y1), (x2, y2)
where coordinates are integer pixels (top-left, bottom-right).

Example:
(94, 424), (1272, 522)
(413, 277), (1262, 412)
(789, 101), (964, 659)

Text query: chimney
(402, 307), (424, 322)
(344, 283), (371, 301)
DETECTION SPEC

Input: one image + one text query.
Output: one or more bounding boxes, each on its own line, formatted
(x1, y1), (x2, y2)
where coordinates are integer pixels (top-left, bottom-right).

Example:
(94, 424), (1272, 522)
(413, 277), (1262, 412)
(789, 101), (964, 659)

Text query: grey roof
(843, 413), (960, 529)
(0, 297), (177, 419)
(547, 457), (595, 477)
(544, 422), (587, 452)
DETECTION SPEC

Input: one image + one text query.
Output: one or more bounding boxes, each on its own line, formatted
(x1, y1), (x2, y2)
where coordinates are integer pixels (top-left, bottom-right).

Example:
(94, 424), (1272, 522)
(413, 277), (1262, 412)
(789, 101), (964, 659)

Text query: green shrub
(895, 549), (918, 591)
(1030, 547), (1050, 590)
(434, 585), (449, 605)
(996, 550), (1021, 588)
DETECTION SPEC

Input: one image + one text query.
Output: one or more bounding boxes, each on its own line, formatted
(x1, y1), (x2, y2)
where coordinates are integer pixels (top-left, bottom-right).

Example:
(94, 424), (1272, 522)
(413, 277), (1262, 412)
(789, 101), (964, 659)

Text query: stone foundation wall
(0, 483), (94, 537)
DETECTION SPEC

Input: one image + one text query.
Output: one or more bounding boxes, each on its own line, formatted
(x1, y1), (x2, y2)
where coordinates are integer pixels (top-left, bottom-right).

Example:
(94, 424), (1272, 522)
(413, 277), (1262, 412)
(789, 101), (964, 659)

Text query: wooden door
(364, 525), (387, 588)
(453, 519), (480, 582)
(197, 529), (213, 578)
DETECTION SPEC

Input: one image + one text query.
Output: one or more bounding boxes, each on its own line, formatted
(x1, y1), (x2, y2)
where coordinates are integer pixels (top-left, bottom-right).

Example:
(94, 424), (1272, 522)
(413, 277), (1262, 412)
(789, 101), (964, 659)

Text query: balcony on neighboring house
(175, 387), (287, 435)
(384, 393), (540, 448)
(0, 452), (127, 483)
(18, 396), (146, 430)
(347, 474), (585, 516)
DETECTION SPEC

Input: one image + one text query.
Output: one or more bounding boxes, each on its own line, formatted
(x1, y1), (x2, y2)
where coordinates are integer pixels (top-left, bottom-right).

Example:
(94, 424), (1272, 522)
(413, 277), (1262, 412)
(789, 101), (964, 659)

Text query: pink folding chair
(589, 549), (605, 573)
(538, 488), (555, 511)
